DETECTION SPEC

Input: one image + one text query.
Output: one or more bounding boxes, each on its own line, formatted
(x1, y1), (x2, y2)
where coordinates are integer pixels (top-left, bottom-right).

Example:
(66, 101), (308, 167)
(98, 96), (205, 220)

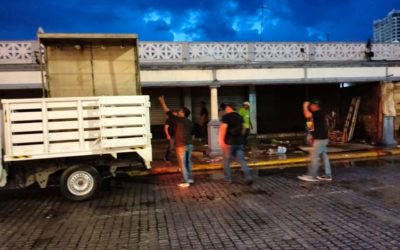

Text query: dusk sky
(1, 0), (399, 42)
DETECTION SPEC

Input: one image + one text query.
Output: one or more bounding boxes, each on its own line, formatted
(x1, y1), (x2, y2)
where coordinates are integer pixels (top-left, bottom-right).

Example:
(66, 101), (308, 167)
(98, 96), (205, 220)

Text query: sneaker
(178, 183), (190, 188)
(317, 175), (332, 181)
(188, 179), (195, 184)
(224, 177), (233, 184)
(297, 175), (319, 182)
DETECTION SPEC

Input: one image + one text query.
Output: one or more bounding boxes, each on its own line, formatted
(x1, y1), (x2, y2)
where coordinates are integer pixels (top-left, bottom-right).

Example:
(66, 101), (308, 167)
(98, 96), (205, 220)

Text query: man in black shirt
(219, 103), (253, 184)
(164, 111), (177, 162)
(298, 99), (332, 182)
(159, 96), (194, 188)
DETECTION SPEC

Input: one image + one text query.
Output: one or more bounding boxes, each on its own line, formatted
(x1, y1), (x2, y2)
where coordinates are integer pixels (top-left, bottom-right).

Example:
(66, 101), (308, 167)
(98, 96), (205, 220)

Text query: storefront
(143, 86), (248, 139)
(256, 82), (381, 143)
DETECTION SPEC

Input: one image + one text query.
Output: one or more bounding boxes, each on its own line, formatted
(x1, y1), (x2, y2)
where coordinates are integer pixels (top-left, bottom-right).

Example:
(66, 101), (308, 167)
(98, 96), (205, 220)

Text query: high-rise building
(373, 10), (400, 42)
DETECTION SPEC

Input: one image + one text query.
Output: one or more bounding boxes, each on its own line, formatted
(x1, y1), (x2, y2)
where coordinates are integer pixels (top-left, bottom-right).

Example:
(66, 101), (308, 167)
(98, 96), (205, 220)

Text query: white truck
(0, 95), (152, 200)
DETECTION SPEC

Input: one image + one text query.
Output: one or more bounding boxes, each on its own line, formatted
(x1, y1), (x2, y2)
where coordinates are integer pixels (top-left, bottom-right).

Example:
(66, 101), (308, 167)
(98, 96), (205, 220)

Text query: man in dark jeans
(159, 96), (194, 188)
(239, 101), (252, 147)
(298, 99), (332, 182)
(219, 103), (253, 185)
(199, 101), (209, 143)
(164, 111), (177, 162)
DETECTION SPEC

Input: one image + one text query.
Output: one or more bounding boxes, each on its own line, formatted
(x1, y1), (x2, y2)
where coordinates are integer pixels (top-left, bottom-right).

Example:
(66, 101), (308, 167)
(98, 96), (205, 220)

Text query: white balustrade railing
(1, 40), (399, 65)
(312, 43), (367, 61)
(0, 41), (35, 64)
(140, 42), (400, 63)
(253, 43), (309, 61)
(190, 43), (249, 61)
(372, 43), (400, 60)
(139, 42), (183, 62)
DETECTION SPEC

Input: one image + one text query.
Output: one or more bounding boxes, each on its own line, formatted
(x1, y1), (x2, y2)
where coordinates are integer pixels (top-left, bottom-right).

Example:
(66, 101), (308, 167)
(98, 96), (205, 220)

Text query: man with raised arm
(298, 99), (332, 182)
(159, 96), (194, 188)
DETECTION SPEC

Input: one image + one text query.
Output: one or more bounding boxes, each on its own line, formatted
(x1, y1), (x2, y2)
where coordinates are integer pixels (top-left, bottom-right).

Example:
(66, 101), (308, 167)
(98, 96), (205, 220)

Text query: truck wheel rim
(67, 171), (94, 196)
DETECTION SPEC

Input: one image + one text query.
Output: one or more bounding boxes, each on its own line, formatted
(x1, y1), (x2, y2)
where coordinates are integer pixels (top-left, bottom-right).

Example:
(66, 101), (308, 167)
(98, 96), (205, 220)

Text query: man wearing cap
(239, 101), (252, 147)
(219, 103), (253, 185)
(298, 99), (332, 182)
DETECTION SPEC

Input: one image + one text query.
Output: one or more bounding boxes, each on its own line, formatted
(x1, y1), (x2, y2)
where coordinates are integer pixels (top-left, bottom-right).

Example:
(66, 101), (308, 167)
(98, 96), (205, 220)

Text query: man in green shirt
(239, 101), (252, 147)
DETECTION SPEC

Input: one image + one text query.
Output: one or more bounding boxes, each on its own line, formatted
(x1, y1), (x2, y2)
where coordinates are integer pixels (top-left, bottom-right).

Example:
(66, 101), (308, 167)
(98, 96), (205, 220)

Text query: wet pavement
(1, 158), (400, 249)
(150, 138), (389, 173)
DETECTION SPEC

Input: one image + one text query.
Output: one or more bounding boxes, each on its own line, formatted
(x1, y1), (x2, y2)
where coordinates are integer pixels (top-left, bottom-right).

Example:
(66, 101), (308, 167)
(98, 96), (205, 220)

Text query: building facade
(374, 10), (400, 43)
(2, 40), (400, 147)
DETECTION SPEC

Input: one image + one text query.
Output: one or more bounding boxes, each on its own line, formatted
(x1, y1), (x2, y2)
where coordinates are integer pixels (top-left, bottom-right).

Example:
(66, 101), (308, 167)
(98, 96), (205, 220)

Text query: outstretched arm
(219, 123), (228, 148)
(158, 96), (170, 114)
(303, 101), (312, 119)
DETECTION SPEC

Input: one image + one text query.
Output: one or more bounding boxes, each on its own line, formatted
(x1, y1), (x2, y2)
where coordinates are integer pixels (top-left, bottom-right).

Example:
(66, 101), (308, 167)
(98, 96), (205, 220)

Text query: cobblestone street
(1, 159), (400, 250)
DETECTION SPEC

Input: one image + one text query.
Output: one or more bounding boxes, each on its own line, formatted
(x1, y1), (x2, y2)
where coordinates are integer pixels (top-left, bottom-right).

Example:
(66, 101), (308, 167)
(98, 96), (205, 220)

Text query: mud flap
(0, 166), (7, 187)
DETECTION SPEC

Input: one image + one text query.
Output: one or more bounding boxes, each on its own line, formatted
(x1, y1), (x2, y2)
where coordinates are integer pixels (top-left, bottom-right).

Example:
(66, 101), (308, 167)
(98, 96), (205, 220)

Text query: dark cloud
(140, 20), (174, 40)
(0, 0), (399, 41)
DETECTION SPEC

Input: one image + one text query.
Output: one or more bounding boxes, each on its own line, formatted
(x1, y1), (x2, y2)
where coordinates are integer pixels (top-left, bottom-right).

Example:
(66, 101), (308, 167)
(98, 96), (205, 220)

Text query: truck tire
(60, 165), (101, 201)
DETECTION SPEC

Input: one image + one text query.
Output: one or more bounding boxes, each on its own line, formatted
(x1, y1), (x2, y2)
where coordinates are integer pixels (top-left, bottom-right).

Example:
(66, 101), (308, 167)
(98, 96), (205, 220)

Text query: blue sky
(0, 0), (399, 42)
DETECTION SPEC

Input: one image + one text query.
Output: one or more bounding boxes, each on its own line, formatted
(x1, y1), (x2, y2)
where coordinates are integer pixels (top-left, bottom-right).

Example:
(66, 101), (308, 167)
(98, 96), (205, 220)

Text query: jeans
(176, 144), (193, 183)
(243, 128), (250, 146)
(223, 145), (253, 181)
(164, 138), (175, 161)
(200, 124), (208, 142)
(309, 139), (331, 177)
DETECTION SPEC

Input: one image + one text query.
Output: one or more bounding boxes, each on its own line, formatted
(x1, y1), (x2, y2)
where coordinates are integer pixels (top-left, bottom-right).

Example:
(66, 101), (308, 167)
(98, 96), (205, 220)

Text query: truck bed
(2, 95), (152, 167)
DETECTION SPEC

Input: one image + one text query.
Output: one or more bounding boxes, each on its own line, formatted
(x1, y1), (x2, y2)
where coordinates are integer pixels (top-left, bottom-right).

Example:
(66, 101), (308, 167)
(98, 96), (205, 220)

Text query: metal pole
(259, 4), (266, 42)
(37, 40), (47, 97)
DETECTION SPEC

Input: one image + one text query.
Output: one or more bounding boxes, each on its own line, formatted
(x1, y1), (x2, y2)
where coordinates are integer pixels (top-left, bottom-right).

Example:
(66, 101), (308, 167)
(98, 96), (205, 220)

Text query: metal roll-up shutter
(142, 88), (182, 125)
(191, 87), (210, 124)
(191, 86), (246, 124)
(218, 86), (247, 111)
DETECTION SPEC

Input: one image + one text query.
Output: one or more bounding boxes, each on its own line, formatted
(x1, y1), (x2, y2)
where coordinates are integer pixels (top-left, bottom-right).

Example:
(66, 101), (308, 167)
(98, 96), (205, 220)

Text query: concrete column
(207, 84), (222, 156)
(210, 86), (218, 120)
(249, 85), (257, 134)
(0, 109), (6, 187)
(183, 87), (192, 120)
(182, 42), (190, 63)
(248, 43), (255, 62)
(382, 116), (397, 146)
(381, 82), (397, 146)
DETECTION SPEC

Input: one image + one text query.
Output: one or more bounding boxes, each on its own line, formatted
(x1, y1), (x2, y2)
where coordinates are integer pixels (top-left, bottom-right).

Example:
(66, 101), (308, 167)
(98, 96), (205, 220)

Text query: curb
(129, 148), (400, 176)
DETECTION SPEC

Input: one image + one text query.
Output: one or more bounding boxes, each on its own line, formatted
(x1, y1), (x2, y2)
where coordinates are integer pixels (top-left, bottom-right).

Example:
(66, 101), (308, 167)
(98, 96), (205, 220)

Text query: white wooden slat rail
(99, 96), (149, 149)
(2, 96), (152, 163)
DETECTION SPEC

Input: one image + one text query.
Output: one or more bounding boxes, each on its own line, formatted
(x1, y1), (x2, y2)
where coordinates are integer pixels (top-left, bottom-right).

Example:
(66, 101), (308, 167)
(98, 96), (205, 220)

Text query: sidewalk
(135, 138), (400, 176)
